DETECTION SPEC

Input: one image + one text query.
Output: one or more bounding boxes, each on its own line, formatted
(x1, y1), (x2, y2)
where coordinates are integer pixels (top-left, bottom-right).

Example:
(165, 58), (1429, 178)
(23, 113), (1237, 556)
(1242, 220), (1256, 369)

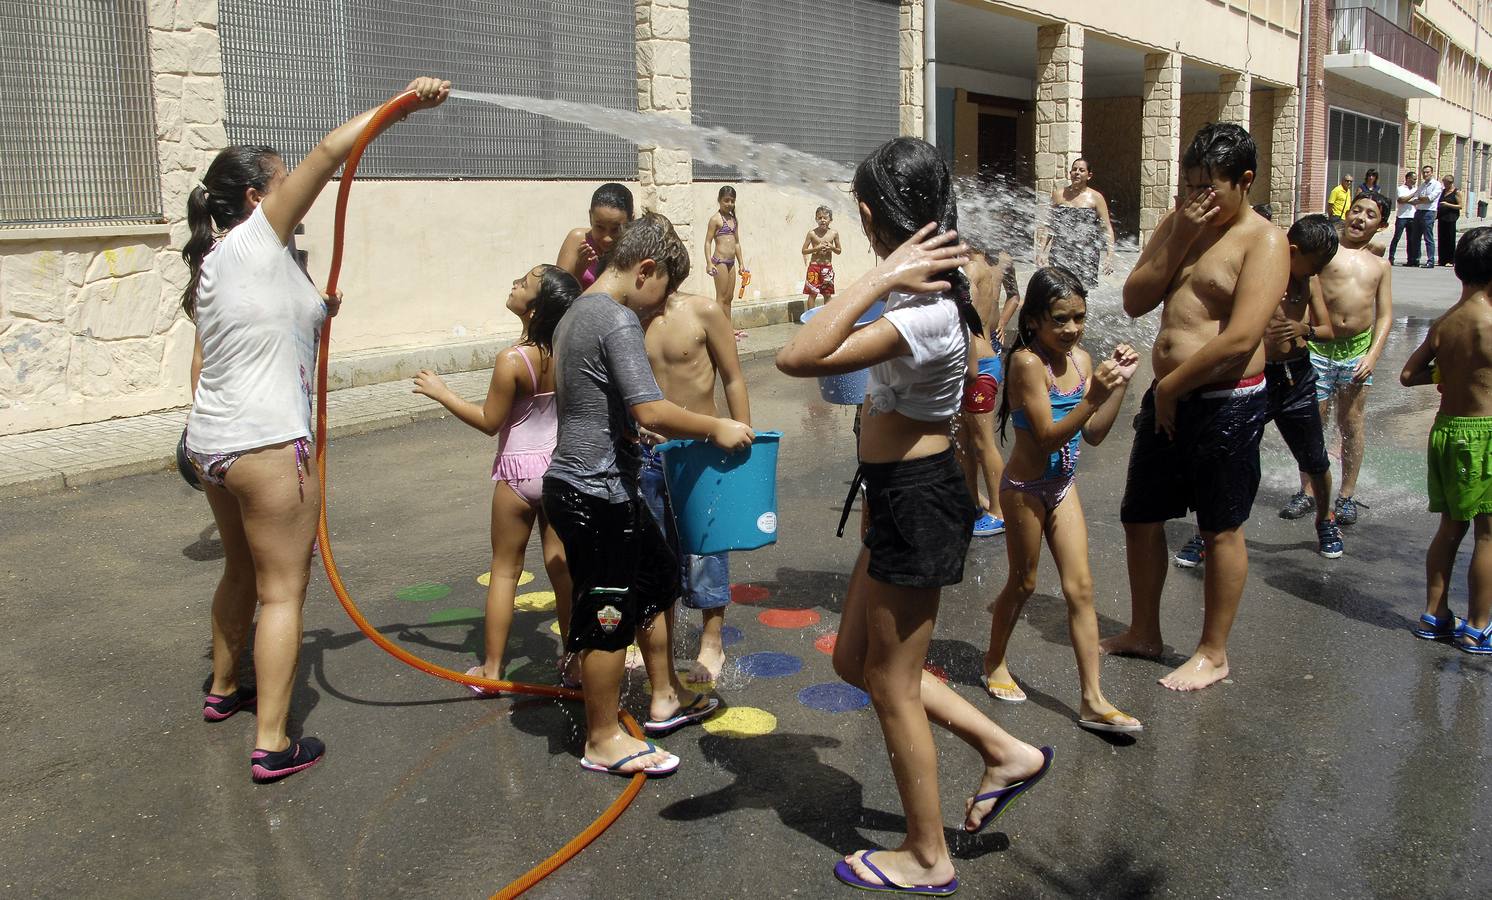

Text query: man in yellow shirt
(1327, 174), (1354, 221)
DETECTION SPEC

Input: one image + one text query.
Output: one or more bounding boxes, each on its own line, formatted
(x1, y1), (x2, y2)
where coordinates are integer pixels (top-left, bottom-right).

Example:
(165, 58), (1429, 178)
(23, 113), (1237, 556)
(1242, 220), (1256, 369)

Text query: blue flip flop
(643, 694), (720, 735)
(1455, 620), (1492, 654)
(1412, 610), (1461, 640)
(579, 741), (680, 777)
(833, 852), (958, 896)
(966, 745), (1054, 834)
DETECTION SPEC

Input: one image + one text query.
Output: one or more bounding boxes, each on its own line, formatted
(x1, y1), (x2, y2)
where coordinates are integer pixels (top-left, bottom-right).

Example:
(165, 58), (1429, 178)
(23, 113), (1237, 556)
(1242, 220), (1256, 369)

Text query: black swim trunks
(542, 477), (680, 653)
(1120, 381), (1268, 534)
(855, 448), (979, 588)
(1265, 356), (1330, 476)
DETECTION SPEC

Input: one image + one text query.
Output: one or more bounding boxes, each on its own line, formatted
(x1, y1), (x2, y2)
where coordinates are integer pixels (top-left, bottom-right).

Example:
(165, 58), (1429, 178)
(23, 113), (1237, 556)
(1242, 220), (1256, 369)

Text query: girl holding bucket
(182, 77), (450, 782)
(980, 266), (1143, 734)
(777, 137), (1051, 896)
(413, 265), (580, 693)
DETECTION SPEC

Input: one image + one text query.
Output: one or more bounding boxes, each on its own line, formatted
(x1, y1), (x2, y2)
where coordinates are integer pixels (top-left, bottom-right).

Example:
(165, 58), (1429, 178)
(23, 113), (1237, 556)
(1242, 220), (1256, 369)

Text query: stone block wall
(1218, 72), (1251, 126)
(1081, 97), (1142, 241)
(1265, 88), (1298, 221)
(899, 0), (925, 137)
(1035, 24), (1084, 201)
(1140, 52), (1182, 243)
(636, 0), (695, 248)
(0, 0), (225, 434)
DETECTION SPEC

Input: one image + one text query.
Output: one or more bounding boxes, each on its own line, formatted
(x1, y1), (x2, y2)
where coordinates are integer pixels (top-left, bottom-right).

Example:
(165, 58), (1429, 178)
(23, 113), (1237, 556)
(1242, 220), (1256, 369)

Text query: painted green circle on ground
(427, 606), (482, 625)
(396, 582), (451, 602)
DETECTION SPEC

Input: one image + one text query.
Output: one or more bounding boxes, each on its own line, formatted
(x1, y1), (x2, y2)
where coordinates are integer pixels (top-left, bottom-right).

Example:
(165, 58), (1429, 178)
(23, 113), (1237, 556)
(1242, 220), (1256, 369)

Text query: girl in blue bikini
(981, 266), (1144, 734)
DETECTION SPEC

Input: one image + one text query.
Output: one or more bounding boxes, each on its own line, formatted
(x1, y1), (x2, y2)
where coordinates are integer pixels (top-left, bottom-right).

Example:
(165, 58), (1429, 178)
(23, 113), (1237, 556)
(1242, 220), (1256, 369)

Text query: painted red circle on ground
(758, 608), (822, 629)
(922, 662), (949, 683)
(731, 584), (771, 605)
(814, 632), (838, 655)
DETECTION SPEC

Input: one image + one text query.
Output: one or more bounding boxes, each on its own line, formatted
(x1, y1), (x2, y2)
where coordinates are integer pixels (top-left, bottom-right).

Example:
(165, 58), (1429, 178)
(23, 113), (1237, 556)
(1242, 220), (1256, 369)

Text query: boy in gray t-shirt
(542, 213), (753, 778)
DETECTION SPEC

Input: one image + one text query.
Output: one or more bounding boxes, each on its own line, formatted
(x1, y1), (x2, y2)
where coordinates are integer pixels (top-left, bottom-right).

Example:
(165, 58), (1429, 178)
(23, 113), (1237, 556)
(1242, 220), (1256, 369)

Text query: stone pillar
(1217, 71), (1251, 127)
(1034, 23), (1084, 201)
(1140, 52), (1182, 245)
(1437, 130), (1456, 182)
(899, 0), (924, 138)
(1299, 0), (1328, 219)
(1420, 126), (1439, 175)
(1269, 88), (1298, 222)
(1404, 121), (1421, 173)
(635, 0), (694, 247)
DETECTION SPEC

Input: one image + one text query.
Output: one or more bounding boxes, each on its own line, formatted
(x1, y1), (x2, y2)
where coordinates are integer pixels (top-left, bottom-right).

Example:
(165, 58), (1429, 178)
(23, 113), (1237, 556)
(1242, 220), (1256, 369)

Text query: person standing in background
(1438, 176), (1462, 267)
(1326, 174), (1353, 221)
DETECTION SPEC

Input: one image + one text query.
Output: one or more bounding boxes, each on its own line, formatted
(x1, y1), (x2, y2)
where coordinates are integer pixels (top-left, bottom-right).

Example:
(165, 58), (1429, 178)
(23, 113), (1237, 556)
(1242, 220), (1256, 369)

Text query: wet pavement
(2, 265), (1489, 899)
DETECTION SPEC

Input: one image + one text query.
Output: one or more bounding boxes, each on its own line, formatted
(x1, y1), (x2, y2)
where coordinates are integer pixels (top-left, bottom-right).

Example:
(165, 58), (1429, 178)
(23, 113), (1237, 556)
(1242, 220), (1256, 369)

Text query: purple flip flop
(966, 745), (1054, 834)
(833, 852), (958, 896)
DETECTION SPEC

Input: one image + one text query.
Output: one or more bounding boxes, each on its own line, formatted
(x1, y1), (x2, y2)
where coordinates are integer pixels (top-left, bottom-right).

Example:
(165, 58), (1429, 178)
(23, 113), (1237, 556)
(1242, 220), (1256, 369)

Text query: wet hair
(610, 211), (691, 294)
(1454, 226), (1492, 285)
(590, 182), (635, 220)
(1352, 192), (1391, 223)
(1181, 123), (1257, 185)
(815, 205), (832, 219)
(1287, 213), (1338, 265)
(996, 266), (1087, 441)
(181, 145), (282, 318)
(851, 136), (982, 336)
(1253, 203), (1274, 221)
(521, 265), (581, 354)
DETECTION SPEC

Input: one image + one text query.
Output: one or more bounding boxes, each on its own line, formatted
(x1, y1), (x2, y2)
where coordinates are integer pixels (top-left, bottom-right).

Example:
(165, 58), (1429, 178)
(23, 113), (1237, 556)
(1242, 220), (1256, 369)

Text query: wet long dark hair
(591, 182), (635, 219)
(522, 264), (581, 354)
(180, 145), (283, 319)
(996, 265), (1087, 442)
(852, 137), (981, 336)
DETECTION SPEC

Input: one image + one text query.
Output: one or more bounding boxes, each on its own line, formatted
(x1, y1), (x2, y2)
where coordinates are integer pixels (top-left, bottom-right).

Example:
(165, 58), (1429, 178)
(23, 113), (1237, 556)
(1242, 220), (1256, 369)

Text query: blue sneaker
(973, 512), (1006, 537)
(1316, 520), (1344, 559)
(1174, 534), (1205, 568)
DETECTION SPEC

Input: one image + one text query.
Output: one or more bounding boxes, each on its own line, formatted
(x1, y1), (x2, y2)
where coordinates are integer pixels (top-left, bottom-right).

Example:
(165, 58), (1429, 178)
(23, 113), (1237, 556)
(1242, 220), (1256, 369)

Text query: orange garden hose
(312, 89), (646, 900)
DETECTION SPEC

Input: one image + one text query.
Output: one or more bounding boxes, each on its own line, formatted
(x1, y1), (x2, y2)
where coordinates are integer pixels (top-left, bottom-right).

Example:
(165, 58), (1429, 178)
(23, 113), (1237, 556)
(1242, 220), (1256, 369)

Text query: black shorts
(860, 448), (979, 588)
(1265, 357), (1330, 476)
(542, 477), (680, 653)
(1120, 383), (1268, 534)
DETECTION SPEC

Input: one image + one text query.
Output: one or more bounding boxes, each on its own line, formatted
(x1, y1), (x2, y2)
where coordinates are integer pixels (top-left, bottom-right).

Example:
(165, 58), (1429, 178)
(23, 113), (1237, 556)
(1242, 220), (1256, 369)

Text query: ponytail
(180, 145), (282, 319)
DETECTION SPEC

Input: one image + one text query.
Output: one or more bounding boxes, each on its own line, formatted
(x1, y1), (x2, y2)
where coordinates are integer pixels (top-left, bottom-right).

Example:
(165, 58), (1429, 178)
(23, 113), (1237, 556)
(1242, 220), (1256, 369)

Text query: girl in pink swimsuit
(557, 182), (634, 289)
(413, 265), (580, 693)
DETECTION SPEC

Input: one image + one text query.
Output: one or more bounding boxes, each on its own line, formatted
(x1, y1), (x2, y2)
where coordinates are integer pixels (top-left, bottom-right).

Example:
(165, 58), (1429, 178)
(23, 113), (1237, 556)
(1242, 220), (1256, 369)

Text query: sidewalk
(0, 321), (801, 499)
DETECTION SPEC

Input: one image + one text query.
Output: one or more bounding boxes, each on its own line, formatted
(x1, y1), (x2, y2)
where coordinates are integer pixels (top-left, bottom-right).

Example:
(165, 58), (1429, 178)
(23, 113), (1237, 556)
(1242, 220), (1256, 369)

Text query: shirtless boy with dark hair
(641, 292), (751, 682)
(1101, 123), (1289, 691)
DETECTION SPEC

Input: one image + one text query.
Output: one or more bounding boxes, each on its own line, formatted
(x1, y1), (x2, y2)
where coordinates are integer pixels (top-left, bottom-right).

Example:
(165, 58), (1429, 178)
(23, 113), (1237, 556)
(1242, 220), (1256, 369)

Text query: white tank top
(186, 207), (328, 454)
(866, 291), (967, 422)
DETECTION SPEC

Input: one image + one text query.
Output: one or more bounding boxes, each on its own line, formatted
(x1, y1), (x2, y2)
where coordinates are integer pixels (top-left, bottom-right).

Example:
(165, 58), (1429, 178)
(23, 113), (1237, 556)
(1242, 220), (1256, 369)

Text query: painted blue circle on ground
(720, 625), (744, 648)
(734, 651), (802, 679)
(798, 682), (871, 713)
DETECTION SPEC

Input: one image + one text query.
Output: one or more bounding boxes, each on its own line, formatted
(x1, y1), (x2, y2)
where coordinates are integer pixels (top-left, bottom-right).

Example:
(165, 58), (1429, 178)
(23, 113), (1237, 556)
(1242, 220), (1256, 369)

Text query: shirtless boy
(802, 206), (842, 307)
(1288, 195), (1394, 526)
(961, 247), (1022, 535)
(1401, 226), (1492, 655)
(641, 292), (752, 682)
(1102, 123), (1289, 691)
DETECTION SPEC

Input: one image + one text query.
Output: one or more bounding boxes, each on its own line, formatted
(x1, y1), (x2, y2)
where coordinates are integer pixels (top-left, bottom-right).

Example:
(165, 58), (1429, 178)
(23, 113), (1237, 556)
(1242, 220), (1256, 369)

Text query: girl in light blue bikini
(981, 266), (1145, 734)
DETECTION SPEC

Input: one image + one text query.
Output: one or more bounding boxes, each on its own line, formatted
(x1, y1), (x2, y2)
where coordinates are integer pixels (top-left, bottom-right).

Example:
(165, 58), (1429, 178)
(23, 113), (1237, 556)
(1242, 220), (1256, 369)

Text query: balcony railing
(1330, 5), (1439, 84)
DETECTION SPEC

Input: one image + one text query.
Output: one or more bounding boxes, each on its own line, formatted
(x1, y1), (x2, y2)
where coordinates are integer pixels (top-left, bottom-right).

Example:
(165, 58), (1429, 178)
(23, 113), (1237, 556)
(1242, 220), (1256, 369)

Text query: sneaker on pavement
(1334, 495), (1367, 526)
(1317, 520), (1344, 559)
(1174, 534), (1205, 568)
(973, 512), (1006, 537)
(251, 736), (325, 784)
(1279, 491), (1315, 520)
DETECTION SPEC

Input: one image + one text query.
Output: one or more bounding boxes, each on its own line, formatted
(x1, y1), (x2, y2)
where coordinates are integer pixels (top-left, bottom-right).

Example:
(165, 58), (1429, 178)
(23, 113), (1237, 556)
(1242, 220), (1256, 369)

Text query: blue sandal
(1412, 610), (1461, 640)
(1455, 620), (1492, 655)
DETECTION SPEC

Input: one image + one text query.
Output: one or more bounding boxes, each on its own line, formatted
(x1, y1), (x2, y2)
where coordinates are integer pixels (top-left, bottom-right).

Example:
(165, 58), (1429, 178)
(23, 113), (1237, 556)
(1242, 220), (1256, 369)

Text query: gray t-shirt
(547, 293), (665, 501)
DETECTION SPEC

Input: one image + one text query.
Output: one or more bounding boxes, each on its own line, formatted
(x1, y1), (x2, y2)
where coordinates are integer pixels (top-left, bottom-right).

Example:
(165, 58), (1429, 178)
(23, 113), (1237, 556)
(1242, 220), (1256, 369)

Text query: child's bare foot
(1077, 698), (1142, 733)
(838, 849), (955, 893)
(689, 645), (725, 684)
(979, 662), (1026, 702)
(963, 742), (1048, 832)
(1159, 651), (1229, 691)
(1100, 629), (1164, 658)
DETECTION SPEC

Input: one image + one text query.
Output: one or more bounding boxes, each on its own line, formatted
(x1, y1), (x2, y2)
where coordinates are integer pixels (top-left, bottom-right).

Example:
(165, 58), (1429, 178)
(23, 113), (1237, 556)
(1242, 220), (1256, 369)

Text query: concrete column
(635, 0), (694, 247)
(1034, 23), (1084, 201)
(1405, 121), (1422, 173)
(899, 0), (924, 138)
(1140, 51), (1182, 245)
(1269, 87), (1298, 222)
(1217, 71), (1251, 127)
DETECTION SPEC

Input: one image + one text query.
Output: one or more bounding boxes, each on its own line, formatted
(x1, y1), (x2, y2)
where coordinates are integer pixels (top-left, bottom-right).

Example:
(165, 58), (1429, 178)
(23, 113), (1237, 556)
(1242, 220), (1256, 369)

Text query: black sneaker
(203, 687), (256, 722)
(251, 737), (325, 783)
(1317, 520), (1344, 559)
(1279, 491), (1315, 520)
(1334, 496), (1367, 526)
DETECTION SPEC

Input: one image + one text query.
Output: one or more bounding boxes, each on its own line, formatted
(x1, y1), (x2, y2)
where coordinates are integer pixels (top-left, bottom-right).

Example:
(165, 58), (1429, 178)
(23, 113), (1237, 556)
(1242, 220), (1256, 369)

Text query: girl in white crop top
(413, 264), (580, 692)
(180, 77), (450, 784)
(777, 138), (1050, 896)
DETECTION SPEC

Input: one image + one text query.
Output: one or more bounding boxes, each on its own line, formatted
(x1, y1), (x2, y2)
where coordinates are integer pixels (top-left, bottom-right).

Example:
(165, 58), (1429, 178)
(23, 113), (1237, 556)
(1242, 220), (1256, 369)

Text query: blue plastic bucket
(799, 301), (884, 406)
(656, 431), (781, 555)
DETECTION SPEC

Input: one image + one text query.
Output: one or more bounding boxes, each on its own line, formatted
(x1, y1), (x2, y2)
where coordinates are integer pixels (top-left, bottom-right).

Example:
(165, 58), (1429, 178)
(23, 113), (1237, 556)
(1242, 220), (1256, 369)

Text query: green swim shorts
(1307, 328), (1372, 362)
(1428, 414), (1492, 521)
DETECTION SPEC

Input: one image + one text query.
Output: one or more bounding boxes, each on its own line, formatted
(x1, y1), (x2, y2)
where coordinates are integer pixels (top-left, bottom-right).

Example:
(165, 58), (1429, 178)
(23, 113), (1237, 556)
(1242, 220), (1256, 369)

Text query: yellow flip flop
(979, 674), (1026, 703)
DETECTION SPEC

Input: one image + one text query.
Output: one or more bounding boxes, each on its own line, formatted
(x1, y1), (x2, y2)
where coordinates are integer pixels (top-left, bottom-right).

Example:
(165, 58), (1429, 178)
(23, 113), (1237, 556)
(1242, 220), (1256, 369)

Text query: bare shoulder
(1008, 347), (1046, 381)
(1073, 345), (1094, 370)
(682, 292), (724, 322)
(563, 227), (587, 245)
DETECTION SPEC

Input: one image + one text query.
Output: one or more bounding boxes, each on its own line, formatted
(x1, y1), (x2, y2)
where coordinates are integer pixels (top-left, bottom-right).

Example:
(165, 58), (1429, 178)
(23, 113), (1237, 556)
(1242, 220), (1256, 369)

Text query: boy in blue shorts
(544, 213), (754, 776)
(1401, 226), (1492, 654)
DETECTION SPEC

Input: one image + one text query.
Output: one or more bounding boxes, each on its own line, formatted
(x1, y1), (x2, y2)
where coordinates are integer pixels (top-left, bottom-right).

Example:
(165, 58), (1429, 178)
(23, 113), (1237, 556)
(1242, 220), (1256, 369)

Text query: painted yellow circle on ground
(548, 619), (562, 635)
(514, 590), (556, 612)
(476, 570), (535, 588)
(701, 706), (776, 738)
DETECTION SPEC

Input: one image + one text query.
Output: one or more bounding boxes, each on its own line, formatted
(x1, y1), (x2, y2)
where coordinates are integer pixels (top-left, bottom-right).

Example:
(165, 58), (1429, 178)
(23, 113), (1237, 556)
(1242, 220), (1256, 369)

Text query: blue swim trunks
(639, 445), (731, 610)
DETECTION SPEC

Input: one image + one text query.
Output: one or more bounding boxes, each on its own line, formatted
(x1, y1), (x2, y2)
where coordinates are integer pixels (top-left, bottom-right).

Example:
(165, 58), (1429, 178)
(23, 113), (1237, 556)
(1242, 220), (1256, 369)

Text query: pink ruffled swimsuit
(492, 348), (557, 507)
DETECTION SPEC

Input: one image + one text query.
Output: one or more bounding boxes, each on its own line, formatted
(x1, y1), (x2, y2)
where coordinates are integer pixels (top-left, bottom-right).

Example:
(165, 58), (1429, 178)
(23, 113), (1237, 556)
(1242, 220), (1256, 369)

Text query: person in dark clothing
(1439, 176), (1463, 267)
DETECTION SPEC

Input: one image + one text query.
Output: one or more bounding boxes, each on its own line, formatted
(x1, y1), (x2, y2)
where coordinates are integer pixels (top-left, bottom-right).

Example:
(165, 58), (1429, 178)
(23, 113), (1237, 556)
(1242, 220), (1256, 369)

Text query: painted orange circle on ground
(758, 608), (821, 629)
(730, 584), (771, 605)
(814, 632), (838, 655)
